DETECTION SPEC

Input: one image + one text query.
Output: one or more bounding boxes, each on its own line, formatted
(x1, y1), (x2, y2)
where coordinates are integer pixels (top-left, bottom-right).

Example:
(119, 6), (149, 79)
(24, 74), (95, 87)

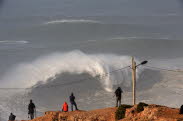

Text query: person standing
(69, 93), (78, 111)
(9, 113), (16, 121)
(115, 87), (123, 107)
(180, 105), (183, 114)
(28, 99), (36, 120)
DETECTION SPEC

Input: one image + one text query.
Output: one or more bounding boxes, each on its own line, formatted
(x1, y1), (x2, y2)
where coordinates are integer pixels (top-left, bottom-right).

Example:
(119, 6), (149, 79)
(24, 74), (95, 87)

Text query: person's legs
(30, 113), (34, 120)
(71, 103), (73, 111)
(119, 97), (121, 106)
(116, 97), (118, 107)
(73, 102), (78, 110)
(116, 97), (121, 107)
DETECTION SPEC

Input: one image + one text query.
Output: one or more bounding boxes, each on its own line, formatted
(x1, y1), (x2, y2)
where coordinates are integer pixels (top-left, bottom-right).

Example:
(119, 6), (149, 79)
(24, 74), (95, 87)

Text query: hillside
(21, 104), (183, 121)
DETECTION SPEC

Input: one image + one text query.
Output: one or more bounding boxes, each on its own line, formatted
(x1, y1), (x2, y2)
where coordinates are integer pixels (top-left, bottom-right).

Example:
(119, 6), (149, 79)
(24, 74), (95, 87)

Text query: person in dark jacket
(180, 105), (183, 114)
(28, 99), (36, 120)
(115, 87), (123, 107)
(9, 113), (16, 121)
(69, 93), (78, 111)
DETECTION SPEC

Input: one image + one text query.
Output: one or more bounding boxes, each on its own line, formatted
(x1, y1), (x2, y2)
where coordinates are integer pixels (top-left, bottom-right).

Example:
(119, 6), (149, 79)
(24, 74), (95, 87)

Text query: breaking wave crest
(44, 19), (102, 25)
(0, 50), (141, 92)
(0, 40), (29, 44)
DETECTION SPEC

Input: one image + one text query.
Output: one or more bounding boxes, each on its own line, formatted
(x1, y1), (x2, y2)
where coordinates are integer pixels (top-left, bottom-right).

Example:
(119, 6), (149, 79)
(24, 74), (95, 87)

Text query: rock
(122, 104), (183, 121)
(22, 108), (116, 121)
(21, 104), (183, 121)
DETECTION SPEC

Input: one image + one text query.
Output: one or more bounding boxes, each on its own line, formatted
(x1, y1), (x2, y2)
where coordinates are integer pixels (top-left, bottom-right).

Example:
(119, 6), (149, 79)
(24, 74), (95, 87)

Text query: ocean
(1, 0), (183, 120)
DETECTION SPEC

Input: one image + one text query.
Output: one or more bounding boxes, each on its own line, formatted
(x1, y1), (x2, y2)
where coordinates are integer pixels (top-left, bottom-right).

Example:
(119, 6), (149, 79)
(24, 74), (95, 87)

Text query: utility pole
(132, 57), (136, 105)
(131, 57), (148, 105)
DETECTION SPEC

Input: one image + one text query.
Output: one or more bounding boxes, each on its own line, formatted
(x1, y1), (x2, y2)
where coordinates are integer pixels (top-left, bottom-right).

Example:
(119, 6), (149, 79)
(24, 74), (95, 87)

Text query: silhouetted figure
(115, 87), (123, 107)
(69, 93), (78, 111)
(180, 105), (183, 114)
(62, 102), (69, 112)
(28, 99), (36, 120)
(9, 113), (16, 121)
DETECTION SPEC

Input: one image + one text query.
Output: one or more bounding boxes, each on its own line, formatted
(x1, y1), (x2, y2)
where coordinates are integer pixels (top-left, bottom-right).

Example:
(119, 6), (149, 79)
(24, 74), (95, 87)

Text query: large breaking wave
(0, 50), (141, 120)
(1, 50), (183, 120)
(0, 50), (141, 92)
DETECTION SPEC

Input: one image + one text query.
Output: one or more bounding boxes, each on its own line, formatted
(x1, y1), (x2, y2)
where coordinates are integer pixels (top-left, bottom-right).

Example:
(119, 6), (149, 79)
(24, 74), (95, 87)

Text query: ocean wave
(111, 36), (171, 40)
(112, 37), (138, 40)
(0, 50), (141, 92)
(0, 40), (29, 44)
(44, 19), (102, 25)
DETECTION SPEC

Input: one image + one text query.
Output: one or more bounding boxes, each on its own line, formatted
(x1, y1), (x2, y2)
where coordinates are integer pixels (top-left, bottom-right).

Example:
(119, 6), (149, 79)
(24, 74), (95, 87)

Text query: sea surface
(1, 0), (183, 120)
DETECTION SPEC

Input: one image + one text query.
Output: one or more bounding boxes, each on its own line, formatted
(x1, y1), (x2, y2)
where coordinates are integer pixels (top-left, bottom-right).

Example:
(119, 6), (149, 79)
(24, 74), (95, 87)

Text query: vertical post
(132, 57), (136, 105)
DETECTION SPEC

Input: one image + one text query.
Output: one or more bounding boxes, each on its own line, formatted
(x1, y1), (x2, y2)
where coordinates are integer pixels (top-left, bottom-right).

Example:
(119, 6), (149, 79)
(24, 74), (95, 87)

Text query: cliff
(22, 104), (183, 121)
(123, 104), (183, 121)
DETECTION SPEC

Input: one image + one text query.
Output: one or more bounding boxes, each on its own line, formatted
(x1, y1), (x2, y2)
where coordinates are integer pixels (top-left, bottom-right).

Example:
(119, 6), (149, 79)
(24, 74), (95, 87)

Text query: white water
(0, 50), (139, 92)
(0, 40), (29, 44)
(1, 51), (183, 120)
(44, 19), (102, 25)
(0, 50), (142, 120)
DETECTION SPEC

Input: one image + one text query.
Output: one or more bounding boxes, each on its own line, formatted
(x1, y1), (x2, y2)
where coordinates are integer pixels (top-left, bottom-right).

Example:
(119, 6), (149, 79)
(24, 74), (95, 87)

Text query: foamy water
(44, 19), (102, 25)
(0, 40), (29, 44)
(1, 51), (183, 120)
(0, 50), (136, 92)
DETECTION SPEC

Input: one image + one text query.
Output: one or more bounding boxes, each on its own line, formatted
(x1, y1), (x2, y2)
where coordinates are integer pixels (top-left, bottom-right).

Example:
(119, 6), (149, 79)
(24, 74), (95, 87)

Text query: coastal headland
(21, 103), (183, 121)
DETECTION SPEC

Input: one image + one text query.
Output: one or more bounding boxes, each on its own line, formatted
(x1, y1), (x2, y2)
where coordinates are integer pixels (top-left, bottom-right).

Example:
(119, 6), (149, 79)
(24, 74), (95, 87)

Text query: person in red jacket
(62, 102), (68, 112)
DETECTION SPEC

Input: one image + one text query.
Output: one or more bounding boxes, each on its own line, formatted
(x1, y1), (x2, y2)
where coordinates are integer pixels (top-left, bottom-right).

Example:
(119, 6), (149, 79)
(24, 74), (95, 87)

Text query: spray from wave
(0, 50), (141, 92)
(3, 50), (183, 120)
(0, 50), (142, 120)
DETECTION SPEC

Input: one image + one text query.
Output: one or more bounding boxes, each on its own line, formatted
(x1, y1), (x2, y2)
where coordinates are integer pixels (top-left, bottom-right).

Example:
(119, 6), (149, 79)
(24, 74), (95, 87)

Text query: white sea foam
(1, 51), (183, 120)
(0, 50), (141, 92)
(44, 19), (101, 25)
(0, 40), (29, 44)
(112, 36), (138, 40)
(111, 36), (171, 40)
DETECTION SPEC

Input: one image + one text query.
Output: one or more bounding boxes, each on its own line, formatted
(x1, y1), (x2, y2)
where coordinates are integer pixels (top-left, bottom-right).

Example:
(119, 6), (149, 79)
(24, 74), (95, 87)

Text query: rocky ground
(123, 104), (183, 121)
(21, 104), (183, 121)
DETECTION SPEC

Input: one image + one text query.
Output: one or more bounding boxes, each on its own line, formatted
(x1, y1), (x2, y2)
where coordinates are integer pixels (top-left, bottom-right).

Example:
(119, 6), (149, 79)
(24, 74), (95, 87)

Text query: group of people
(9, 99), (36, 121)
(61, 93), (79, 112)
(8, 88), (123, 121)
(8, 92), (80, 121)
